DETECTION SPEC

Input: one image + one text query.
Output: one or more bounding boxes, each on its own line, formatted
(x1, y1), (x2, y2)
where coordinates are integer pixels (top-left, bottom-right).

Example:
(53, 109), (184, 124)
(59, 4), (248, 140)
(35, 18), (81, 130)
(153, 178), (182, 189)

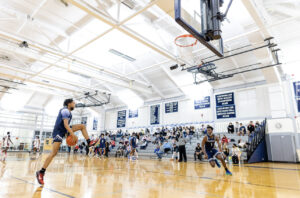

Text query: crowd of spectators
(71, 120), (263, 165)
(227, 121), (261, 136)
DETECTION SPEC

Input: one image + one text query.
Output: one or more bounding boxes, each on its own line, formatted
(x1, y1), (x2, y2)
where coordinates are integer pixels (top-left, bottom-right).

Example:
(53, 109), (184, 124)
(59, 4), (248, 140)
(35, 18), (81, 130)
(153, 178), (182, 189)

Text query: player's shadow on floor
(32, 186), (43, 198)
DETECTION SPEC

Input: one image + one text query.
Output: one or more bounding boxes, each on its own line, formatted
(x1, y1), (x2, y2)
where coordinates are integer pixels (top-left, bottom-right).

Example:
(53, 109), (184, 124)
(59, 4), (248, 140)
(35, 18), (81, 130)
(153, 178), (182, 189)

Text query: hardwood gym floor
(0, 153), (300, 198)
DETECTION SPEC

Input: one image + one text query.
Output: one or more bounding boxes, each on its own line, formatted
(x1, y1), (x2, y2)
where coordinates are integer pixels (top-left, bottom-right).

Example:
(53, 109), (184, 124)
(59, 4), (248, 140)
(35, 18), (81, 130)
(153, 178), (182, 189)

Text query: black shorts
(52, 126), (72, 143)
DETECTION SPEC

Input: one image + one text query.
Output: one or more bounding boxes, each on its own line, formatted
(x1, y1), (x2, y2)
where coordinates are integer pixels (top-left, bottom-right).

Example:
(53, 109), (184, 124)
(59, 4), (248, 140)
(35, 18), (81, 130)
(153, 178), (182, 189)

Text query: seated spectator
(247, 121), (255, 134)
(140, 139), (148, 150)
(221, 135), (229, 148)
(190, 126), (195, 135)
(232, 144), (241, 164)
(239, 123), (246, 136)
(115, 144), (124, 158)
(163, 141), (171, 153)
(159, 134), (165, 144)
(146, 135), (151, 143)
(194, 143), (203, 161)
(227, 122), (234, 134)
(154, 144), (164, 160)
(166, 131), (172, 139)
(238, 139), (246, 149)
(111, 140), (116, 149)
(171, 144), (179, 161)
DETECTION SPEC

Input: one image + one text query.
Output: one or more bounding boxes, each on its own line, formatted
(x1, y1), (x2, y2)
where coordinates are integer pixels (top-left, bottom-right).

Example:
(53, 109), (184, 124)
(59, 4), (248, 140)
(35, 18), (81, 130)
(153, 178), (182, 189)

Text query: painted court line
(142, 169), (300, 192)
(236, 164), (300, 171)
(89, 167), (300, 192)
(11, 176), (75, 198)
(192, 161), (300, 171)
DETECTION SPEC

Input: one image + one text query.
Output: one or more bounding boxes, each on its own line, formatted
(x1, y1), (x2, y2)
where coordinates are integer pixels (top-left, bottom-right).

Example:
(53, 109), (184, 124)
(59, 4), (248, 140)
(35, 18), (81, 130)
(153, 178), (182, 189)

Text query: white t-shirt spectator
(232, 147), (241, 157)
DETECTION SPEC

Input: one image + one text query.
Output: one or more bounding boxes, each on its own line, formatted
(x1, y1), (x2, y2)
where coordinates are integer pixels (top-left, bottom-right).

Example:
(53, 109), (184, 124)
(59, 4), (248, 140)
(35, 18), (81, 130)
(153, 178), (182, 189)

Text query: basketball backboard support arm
(175, 0), (224, 57)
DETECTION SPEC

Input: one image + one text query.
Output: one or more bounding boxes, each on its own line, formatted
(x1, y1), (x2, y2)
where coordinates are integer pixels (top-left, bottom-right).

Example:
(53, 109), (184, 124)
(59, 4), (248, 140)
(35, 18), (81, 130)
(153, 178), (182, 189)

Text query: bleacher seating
(108, 132), (249, 162)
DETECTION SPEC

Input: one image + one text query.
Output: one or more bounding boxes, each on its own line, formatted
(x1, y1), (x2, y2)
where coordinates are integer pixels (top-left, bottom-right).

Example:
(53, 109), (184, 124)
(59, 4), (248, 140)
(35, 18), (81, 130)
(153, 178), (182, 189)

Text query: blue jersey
(99, 138), (106, 148)
(130, 137), (137, 148)
(52, 108), (72, 142)
(205, 134), (216, 151)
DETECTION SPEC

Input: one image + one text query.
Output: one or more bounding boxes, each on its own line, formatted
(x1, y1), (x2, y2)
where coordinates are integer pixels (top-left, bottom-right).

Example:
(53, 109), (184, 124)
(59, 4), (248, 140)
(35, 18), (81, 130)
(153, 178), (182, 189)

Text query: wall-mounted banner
(165, 102), (178, 113)
(117, 110), (126, 128)
(293, 82), (300, 112)
(194, 96), (211, 109)
(150, 104), (160, 125)
(129, 109), (138, 118)
(215, 92), (235, 106)
(216, 105), (236, 119)
(215, 92), (236, 119)
(93, 117), (98, 130)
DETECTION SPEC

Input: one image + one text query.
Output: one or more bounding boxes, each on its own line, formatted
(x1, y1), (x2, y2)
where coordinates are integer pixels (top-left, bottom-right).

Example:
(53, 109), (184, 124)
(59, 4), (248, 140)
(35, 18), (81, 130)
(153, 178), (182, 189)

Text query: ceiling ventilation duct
(109, 49), (136, 62)
(69, 71), (92, 79)
(121, 0), (137, 9)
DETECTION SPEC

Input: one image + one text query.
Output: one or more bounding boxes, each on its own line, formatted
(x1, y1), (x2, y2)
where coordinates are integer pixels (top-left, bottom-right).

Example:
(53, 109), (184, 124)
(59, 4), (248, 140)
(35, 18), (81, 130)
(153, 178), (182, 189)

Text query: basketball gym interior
(0, 0), (300, 197)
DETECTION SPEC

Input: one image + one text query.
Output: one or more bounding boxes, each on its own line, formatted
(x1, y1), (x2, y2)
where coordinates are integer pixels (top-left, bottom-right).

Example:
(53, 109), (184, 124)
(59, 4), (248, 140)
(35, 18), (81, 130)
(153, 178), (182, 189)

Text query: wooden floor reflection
(1, 153), (300, 198)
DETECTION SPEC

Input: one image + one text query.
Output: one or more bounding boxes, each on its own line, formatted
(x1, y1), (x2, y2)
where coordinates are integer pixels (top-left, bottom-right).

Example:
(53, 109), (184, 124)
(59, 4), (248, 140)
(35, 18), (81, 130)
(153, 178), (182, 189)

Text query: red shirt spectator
(221, 135), (229, 144)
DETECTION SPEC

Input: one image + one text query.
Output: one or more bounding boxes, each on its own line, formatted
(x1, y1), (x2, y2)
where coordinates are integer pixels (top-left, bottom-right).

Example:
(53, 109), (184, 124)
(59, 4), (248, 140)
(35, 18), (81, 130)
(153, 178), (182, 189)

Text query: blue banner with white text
(215, 92), (236, 119)
(129, 109), (138, 118)
(194, 96), (211, 109)
(150, 105), (160, 125)
(165, 102), (178, 113)
(117, 110), (126, 128)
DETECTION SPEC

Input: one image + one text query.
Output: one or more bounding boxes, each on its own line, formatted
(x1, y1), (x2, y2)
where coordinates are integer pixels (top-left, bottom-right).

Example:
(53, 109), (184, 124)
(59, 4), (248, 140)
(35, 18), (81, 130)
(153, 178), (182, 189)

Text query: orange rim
(174, 34), (198, 47)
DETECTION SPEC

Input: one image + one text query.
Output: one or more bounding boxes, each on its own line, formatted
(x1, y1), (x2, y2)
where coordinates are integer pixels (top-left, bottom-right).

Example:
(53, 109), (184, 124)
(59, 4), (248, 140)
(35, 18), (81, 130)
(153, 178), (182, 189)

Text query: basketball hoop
(174, 34), (198, 65)
(174, 34), (198, 48)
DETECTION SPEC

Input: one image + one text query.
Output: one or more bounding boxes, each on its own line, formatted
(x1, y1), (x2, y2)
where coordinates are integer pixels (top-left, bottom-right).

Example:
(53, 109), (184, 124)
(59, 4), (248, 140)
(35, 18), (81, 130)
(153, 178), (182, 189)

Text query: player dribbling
(202, 126), (232, 176)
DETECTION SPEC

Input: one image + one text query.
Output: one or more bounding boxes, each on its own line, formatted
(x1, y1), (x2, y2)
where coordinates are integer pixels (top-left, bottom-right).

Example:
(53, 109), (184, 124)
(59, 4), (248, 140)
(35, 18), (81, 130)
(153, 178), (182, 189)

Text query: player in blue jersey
(129, 133), (138, 160)
(36, 99), (93, 185)
(202, 126), (232, 176)
(97, 134), (106, 158)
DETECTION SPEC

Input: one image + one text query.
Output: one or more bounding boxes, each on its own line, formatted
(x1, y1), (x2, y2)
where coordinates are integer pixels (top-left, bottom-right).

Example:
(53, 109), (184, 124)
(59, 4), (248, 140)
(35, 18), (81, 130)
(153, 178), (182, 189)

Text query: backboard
(175, 0), (224, 57)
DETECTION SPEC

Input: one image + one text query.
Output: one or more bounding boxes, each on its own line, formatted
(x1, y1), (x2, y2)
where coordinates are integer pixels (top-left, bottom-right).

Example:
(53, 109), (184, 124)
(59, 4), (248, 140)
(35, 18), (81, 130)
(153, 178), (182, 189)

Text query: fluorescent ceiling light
(117, 89), (143, 109)
(109, 49), (136, 62)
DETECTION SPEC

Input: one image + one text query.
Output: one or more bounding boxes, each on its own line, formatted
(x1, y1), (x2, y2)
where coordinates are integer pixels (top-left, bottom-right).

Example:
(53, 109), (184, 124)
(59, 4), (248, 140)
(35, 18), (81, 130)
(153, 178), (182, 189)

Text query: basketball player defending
(1, 132), (13, 162)
(36, 99), (92, 185)
(202, 126), (232, 176)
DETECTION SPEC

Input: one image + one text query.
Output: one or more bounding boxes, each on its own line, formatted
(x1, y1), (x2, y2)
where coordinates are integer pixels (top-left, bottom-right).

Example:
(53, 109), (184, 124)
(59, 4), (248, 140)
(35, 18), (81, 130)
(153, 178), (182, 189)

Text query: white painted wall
(104, 82), (293, 133)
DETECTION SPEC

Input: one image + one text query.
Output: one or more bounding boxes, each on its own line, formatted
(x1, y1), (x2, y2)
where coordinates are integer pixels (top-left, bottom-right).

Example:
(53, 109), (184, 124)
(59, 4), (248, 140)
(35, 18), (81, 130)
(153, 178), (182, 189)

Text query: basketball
(66, 135), (78, 146)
